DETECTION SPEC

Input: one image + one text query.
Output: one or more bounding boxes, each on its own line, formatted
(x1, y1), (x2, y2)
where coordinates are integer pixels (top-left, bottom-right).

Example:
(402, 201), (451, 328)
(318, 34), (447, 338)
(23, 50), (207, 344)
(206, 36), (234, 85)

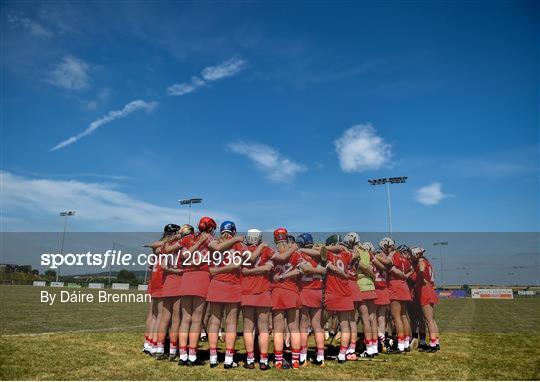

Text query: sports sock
(405, 335), (410, 348)
(188, 347), (197, 362)
(316, 347), (325, 362)
(246, 351), (255, 364)
(347, 341), (356, 355)
(260, 352), (268, 364)
(338, 345), (347, 361)
(398, 336), (405, 351)
(419, 334), (427, 346)
(225, 348), (235, 365)
(274, 350), (283, 365)
(169, 341), (177, 356)
(179, 346), (188, 361)
(300, 346), (308, 362)
(209, 348), (218, 363)
(292, 348), (300, 363)
(430, 337), (437, 347)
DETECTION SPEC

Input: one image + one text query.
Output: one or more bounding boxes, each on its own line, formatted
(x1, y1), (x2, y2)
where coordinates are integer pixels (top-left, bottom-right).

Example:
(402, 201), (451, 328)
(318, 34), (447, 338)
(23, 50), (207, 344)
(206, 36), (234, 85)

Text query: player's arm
(417, 259), (429, 285)
(208, 235), (244, 252)
(181, 233), (209, 258)
(358, 262), (375, 280)
(272, 268), (301, 282)
(298, 261), (326, 275)
(271, 243), (298, 262)
(299, 247), (321, 258)
(209, 262), (241, 276)
(244, 243), (267, 263)
(242, 263), (273, 275)
(372, 256), (386, 271)
(161, 261), (182, 275)
(390, 266), (408, 280)
(326, 244), (348, 252)
(326, 263), (348, 278)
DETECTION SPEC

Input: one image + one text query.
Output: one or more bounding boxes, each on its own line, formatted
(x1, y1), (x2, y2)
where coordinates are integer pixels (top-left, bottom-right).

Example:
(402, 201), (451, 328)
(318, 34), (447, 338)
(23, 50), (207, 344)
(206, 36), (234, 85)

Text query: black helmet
(163, 224), (181, 235)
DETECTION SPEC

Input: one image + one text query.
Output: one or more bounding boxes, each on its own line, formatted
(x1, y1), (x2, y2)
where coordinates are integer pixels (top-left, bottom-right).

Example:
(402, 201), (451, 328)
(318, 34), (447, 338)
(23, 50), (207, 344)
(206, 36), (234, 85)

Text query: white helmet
(362, 241), (375, 252)
(245, 229), (262, 246)
(411, 246), (425, 257)
(379, 237), (395, 249)
(344, 232), (360, 247)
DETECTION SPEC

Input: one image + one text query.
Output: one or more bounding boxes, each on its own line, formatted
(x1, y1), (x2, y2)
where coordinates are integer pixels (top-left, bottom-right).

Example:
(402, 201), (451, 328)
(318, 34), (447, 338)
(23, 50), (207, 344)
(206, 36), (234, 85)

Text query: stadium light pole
(368, 177), (407, 237)
(178, 198), (203, 224)
(57, 211), (75, 282)
(433, 241), (448, 288)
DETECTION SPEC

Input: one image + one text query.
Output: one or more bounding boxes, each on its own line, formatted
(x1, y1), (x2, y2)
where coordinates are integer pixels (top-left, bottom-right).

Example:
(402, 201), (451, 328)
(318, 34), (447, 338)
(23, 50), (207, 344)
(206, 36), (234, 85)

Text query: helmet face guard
(246, 229), (262, 246)
(344, 232), (360, 248)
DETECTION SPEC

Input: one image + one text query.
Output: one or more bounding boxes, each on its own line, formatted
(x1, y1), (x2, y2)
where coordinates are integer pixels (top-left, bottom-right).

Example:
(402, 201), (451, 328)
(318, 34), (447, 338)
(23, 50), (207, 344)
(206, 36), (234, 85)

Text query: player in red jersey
(323, 234), (354, 363)
(154, 224), (195, 361)
(270, 227), (303, 369)
(143, 224), (180, 357)
(342, 233), (362, 360)
(161, 217), (215, 366)
(382, 237), (414, 353)
(206, 220), (246, 369)
(371, 242), (391, 352)
(241, 229), (274, 370)
(412, 246), (440, 352)
(296, 233), (326, 366)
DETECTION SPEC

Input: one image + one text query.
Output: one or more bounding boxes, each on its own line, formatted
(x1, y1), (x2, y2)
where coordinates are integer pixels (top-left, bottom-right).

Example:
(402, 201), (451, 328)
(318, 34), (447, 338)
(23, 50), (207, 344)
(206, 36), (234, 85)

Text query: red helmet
(274, 227), (288, 243)
(198, 217), (217, 232)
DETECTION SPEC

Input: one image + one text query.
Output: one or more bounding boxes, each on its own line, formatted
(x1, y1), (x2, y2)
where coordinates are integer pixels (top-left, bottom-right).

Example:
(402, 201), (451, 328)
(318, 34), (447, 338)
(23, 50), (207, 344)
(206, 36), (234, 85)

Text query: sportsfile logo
(40, 250), (253, 269)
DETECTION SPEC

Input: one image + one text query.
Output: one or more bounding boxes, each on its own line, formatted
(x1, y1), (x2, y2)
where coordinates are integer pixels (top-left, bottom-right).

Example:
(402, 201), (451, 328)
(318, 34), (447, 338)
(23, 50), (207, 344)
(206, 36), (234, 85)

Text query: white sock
(225, 355), (234, 364)
(398, 340), (405, 352)
(157, 343), (164, 354)
(300, 352), (307, 363)
(188, 353), (197, 362)
(209, 354), (217, 363)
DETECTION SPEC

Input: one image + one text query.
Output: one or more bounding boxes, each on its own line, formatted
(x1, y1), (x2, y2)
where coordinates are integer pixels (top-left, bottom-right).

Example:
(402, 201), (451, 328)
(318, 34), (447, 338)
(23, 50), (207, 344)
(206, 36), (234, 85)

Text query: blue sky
(2, 0), (539, 235)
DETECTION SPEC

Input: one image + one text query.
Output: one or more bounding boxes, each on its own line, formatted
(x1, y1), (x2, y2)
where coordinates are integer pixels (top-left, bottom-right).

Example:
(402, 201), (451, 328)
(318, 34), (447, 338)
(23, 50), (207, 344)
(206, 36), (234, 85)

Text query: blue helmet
(220, 220), (236, 235)
(296, 233), (314, 248)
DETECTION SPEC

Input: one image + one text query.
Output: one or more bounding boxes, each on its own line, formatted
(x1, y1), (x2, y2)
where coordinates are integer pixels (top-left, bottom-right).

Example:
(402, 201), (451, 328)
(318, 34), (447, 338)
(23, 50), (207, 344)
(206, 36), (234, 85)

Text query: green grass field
(1, 285), (539, 380)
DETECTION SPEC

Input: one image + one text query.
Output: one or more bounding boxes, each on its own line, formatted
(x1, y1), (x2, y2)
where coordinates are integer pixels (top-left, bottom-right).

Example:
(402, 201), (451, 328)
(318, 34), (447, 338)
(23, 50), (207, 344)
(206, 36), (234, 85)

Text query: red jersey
(373, 252), (388, 289)
(211, 242), (244, 284)
(182, 233), (214, 272)
(388, 251), (411, 281)
(149, 253), (165, 290)
(416, 258), (435, 287)
(242, 245), (274, 294)
(298, 251), (323, 290)
(326, 249), (352, 296)
(272, 251), (302, 292)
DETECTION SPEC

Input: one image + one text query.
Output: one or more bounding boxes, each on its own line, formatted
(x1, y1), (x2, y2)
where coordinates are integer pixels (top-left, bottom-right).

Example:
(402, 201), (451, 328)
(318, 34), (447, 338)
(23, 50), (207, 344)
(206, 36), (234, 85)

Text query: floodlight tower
(368, 177), (407, 237)
(178, 198), (203, 224)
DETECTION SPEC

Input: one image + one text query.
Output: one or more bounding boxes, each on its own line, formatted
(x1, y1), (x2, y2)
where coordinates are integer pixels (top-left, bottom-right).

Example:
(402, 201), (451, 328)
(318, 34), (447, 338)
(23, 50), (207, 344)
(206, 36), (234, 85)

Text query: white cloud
(167, 76), (204, 96)
(334, 124), (392, 172)
(7, 13), (53, 38)
(51, 100), (157, 151)
(167, 58), (247, 96)
(0, 172), (231, 231)
(415, 182), (451, 206)
(46, 56), (90, 90)
(201, 57), (247, 81)
(227, 141), (306, 183)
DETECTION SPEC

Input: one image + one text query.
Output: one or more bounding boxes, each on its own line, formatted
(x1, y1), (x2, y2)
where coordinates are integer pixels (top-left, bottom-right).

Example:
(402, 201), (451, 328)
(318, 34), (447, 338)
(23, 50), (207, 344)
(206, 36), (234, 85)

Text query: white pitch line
(1, 325), (145, 337)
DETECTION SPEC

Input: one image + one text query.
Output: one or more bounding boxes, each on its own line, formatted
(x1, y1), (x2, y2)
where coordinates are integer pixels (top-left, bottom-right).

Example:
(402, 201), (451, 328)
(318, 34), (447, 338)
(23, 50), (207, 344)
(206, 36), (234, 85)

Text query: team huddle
(142, 217), (440, 370)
